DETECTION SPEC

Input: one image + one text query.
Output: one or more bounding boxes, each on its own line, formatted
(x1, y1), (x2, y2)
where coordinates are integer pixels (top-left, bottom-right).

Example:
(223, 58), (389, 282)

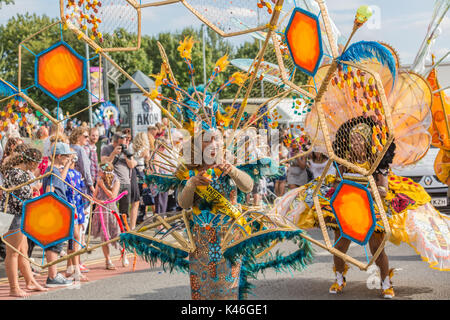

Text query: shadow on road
(123, 276), (433, 300)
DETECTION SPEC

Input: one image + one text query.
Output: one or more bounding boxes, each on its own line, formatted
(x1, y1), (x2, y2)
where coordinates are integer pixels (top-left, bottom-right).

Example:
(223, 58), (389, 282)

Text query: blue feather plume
(183, 85), (219, 131)
(145, 174), (183, 193)
(120, 233), (189, 273)
(0, 79), (27, 103)
(339, 41), (397, 83)
(0, 79), (18, 97)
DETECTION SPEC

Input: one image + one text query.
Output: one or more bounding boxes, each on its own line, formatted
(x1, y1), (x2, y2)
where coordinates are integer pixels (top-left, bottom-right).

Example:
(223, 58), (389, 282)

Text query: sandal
(329, 264), (348, 294)
(73, 273), (89, 282)
(106, 260), (116, 270)
(122, 256), (129, 267)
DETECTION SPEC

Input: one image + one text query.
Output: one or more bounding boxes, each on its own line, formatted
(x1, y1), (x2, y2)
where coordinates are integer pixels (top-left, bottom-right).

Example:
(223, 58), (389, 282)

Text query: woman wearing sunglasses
(69, 127), (95, 196)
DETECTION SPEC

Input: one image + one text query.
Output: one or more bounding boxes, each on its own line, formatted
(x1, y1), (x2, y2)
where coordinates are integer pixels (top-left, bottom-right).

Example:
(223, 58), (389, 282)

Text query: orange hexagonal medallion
(330, 181), (376, 245)
(285, 8), (323, 76)
(22, 193), (74, 248)
(36, 42), (86, 101)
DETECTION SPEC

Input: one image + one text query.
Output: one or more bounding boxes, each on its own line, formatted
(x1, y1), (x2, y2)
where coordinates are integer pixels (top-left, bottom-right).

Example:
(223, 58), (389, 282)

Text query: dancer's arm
(177, 170), (209, 209)
(227, 166), (253, 193)
(216, 163), (253, 193)
(374, 172), (388, 198)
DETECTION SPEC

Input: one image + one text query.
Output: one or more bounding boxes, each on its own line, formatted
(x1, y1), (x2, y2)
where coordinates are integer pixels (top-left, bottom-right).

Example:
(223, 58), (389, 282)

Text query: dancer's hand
(189, 170), (211, 187)
(215, 163), (233, 176)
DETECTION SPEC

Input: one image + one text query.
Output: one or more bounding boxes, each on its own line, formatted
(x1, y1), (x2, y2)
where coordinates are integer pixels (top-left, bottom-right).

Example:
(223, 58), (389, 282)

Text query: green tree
(0, 0), (14, 8)
(0, 14), (154, 120)
(145, 27), (235, 94)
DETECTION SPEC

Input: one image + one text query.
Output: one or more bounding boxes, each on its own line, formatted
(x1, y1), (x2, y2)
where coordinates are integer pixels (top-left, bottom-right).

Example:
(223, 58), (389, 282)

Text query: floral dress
(91, 175), (120, 248)
(1, 168), (33, 231)
(65, 168), (85, 225)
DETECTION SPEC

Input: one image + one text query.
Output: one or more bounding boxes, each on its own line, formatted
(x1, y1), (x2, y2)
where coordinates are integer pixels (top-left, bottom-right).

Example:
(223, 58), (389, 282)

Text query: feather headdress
(339, 41), (397, 83)
(149, 36), (247, 135)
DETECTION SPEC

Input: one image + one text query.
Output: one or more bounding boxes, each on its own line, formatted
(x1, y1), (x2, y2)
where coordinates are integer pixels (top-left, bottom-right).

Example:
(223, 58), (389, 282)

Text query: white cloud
(0, 0), (59, 25)
(327, 0), (364, 11)
(1, 0), (448, 66)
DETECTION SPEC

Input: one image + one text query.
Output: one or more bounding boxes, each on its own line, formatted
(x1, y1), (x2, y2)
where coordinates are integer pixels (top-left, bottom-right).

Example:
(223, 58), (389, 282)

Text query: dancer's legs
(368, 232), (389, 280)
(333, 229), (351, 273)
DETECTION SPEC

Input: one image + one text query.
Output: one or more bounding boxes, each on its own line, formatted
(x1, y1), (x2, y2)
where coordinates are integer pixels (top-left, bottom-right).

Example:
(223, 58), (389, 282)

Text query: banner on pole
(90, 67), (104, 103)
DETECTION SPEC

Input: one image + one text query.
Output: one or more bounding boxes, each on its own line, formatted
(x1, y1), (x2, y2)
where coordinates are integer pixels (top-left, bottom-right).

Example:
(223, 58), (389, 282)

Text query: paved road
(26, 229), (450, 300)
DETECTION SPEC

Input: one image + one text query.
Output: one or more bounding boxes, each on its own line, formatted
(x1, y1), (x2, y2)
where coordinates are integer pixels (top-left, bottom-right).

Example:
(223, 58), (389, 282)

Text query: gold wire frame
(59, 0), (142, 52)
(180, 0), (281, 38)
(311, 60), (395, 177)
(0, 20), (110, 268)
(140, 0), (181, 8)
(231, 0), (285, 131)
(308, 158), (392, 271)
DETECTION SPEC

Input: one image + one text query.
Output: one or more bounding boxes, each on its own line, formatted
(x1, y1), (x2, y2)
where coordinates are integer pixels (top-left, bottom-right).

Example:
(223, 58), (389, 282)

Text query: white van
(392, 146), (449, 215)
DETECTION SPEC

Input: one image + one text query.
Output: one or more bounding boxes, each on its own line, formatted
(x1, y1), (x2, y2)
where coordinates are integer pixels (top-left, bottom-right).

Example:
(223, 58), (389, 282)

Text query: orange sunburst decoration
(330, 181), (376, 245)
(285, 7), (323, 76)
(21, 193), (74, 249)
(36, 41), (86, 101)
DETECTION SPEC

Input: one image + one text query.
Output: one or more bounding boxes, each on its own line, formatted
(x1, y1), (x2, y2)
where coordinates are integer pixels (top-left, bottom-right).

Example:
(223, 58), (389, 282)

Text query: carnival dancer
(177, 129), (254, 299)
(119, 38), (314, 300)
(325, 117), (396, 297)
(273, 40), (450, 299)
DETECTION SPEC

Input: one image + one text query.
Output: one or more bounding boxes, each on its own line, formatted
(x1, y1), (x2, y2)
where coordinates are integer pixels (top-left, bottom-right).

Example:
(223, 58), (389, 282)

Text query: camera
(121, 144), (134, 159)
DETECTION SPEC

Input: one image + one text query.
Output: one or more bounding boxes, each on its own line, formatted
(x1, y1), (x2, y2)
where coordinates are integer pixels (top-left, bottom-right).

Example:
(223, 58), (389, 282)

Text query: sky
(0, 0), (449, 65)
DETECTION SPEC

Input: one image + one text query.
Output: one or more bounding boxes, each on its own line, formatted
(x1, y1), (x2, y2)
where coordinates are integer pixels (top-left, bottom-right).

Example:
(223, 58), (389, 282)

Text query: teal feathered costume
(120, 156), (314, 300)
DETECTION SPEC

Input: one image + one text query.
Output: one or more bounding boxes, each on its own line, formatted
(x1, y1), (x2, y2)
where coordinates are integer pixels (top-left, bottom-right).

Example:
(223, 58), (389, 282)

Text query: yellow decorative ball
(356, 5), (373, 23)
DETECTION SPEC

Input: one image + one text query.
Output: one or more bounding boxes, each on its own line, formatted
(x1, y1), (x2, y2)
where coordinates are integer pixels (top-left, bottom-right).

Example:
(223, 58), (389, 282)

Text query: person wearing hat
(41, 142), (76, 288)
(101, 132), (137, 222)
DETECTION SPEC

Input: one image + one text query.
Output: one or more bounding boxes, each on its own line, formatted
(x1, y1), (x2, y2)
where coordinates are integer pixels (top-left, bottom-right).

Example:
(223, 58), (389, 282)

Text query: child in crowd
(65, 152), (89, 282)
(92, 162), (127, 270)
(42, 142), (75, 288)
